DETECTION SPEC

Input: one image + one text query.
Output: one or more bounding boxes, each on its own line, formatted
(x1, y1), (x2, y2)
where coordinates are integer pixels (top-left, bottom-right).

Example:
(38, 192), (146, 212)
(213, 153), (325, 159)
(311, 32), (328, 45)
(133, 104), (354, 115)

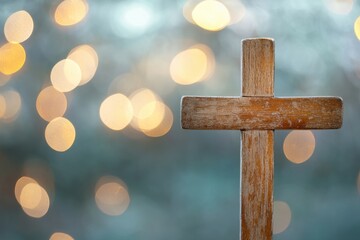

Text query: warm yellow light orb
(354, 17), (360, 40)
(130, 89), (158, 119)
(273, 201), (291, 234)
(170, 48), (207, 85)
(22, 186), (50, 218)
(54, 0), (88, 26)
(68, 44), (98, 85)
(4, 10), (34, 43)
(95, 176), (130, 216)
(15, 176), (37, 204)
(130, 89), (167, 132)
(50, 232), (74, 240)
(99, 94), (133, 131)
(45, 117), (76, 152)
(192, 0), (231, 31)
(20, 183), (42, 209)
(136, 101), (165, 131)
(143, 104), (173, 137)
(2, 90), (21, 121)
(36, 86), (67, 122)
(51, 59), (81, 92)
(0, 43), (26, 75)
(283, 130), (316, 164)
(16, 178), (50, 218)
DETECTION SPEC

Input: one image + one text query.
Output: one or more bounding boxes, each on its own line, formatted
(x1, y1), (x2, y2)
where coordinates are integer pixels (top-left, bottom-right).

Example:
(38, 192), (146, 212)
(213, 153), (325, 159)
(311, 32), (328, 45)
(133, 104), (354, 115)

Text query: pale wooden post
(241, 38), (274, 240)
(180, 38), (343, 240)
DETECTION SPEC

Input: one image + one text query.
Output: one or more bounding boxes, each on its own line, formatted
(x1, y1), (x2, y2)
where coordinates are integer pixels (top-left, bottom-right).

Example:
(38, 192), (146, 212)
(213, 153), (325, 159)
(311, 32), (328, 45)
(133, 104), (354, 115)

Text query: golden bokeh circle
(54, 0), (89, 26)
(68, 44), (98, 86)
(95, 176), (130, 216)
(192, 0), (231, 31)
(100, 94), (133, 131)
(36, 86), (67, 122)
(51, 59), (81, 92)
(273, 201), (291, 234)
(45, 117), (76, 152)
(143, 104), (173, 137)
(50, 232), (74, 240)
(283, 130), (316, 164)
(2, 90), (21, 121)
(4, 10), (34, 43)
(170, 46), (214, 85)
(0, 43), (26, 75)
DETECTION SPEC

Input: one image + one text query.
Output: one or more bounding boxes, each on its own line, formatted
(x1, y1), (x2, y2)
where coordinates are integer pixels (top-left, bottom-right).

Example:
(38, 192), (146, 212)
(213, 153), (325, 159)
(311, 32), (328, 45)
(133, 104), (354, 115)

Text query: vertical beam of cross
(241, 39), (274, 240)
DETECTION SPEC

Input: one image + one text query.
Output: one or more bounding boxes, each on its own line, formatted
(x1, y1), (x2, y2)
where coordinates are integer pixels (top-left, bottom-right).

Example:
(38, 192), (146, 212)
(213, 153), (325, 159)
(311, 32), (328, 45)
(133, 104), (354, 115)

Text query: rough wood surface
(241, 130), (273, 240)
(241, 38), (274, 240)
(181, 96), (343, 130)
(180, 38), (343, 240)
(242, 38), (274, 97)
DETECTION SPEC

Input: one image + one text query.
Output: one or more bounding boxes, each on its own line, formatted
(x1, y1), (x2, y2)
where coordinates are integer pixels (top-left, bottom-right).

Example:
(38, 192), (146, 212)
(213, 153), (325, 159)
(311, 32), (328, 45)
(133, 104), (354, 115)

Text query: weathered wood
(181, 96), (343, 130)
(242, 38), (274, 97)
(241, 130), (273, 240)
(180, 38), (343, 240)
(241, 38), (274, 240)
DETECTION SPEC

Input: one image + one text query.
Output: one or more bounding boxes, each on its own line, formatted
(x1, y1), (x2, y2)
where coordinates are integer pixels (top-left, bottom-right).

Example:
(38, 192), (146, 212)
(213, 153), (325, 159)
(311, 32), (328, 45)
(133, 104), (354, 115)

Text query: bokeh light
(192, 0), (230, 31)
(51, 59), (81, 92)
(20, 183), (42, 209)
(170, 44), (215, 85)
(4, 10), (34, 43)
(99, 93), (133, 131)
(50, 232), (74, 240)
(15, 177), (50, 218)
(283, 130), (316, 164)
(22, 185), (50, 218)
(0, 94), (6, 118)
(2, 90), (21, 121)
(184, 0), (245, 26)
(0, 43), (26, 75)
(273, 201), (291, 234)
(36, 86), (67, 122)
(15, 176), (37, 203)
(130, 89), (164, 132)
(143, 104), (173, 137)
(45, 117), (76, 152)
(130, 88), (159, 120)
(95, 176), (130, 216)
(67, 44), (98, 86)
(325, 0), (353, 15)
(54, 0), (89, 26)
(111, 2), (156, 38)
(354, 17), (360, 40)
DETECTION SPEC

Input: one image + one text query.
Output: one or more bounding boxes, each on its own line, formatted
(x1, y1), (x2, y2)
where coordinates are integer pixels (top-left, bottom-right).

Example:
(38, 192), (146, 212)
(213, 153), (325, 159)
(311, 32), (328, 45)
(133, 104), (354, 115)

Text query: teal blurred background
(0, 0), (359, 239)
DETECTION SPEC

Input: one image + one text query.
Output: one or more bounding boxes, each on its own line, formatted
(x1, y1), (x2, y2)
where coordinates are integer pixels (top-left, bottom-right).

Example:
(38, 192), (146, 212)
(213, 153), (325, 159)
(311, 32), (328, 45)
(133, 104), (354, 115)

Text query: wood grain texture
(242, 38), (274, 97)
(241, 38), (274, 240)
(241, 130), (273, 240)
(181, 96), (343, 130)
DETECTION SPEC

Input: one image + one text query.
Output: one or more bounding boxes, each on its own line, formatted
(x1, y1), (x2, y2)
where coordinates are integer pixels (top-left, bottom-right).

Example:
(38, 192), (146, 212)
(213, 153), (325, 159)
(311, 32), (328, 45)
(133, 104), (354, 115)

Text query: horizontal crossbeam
(181, 96), (343, 130)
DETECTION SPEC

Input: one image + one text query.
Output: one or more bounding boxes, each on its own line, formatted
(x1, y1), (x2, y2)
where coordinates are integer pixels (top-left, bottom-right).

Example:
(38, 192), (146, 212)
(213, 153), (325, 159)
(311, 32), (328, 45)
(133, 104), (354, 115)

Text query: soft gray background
(0, 0), (359, 239)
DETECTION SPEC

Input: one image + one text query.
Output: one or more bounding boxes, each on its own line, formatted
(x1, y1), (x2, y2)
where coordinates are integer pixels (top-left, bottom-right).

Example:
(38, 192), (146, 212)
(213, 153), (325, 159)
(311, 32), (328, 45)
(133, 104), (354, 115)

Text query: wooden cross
(181, 38), (343, 240)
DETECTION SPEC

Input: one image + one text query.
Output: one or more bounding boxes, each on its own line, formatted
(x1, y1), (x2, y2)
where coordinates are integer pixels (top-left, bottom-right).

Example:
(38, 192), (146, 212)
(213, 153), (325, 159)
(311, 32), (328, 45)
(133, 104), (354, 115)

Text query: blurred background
(0, 0), (359, 239)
